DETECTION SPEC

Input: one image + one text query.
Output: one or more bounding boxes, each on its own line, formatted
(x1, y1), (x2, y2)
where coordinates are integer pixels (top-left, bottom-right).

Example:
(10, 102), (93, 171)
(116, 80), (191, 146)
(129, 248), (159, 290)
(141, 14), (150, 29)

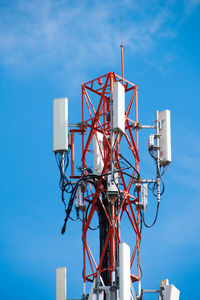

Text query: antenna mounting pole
(120, 17), (124, 86)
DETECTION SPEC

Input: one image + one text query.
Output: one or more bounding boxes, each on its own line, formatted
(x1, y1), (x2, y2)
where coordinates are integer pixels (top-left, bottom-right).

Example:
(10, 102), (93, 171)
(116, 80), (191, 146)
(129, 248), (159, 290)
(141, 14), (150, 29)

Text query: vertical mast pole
(110, 72), (115, 283)
(120, 18), (124, 86)
(121, 45), (124, 86)
(136, 87), (141, 297)
(156, 110), (161, 202)
(82, 86), (86, 297)
(110, 73), (114, 181)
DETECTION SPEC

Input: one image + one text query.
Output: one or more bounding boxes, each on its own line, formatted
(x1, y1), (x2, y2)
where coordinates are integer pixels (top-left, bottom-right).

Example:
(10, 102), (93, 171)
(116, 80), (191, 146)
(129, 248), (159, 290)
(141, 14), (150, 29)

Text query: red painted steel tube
(121, 45), (124, 86)
(82, 75), (110, 162)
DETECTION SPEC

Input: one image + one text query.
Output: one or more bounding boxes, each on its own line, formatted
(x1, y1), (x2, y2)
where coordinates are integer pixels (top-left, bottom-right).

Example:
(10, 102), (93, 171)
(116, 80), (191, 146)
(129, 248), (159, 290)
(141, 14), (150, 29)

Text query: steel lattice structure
(69, 72), (141, 289)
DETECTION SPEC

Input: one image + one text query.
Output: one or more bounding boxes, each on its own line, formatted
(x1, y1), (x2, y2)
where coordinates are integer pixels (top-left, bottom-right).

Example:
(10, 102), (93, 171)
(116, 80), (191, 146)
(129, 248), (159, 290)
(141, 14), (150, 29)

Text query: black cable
(159, 173), (165, 196)
(61, 183), (78, 234)
(85, 201), (100, 230)
(59, 154), (140, 234)
(148, 149), (165, 196)
(69, 215), (78, 221)
(55, 151), (71, 193)
(122, 171), (138, 180)
(149, 148), (156, 161)
(61, 172), (106, 234)
(118, 159), (128, 169)
(119, 153), (140, 178)
(160, 165), (168, 176)
(84, 178), (104, 230)
(141, 202), (160, 228)
(148, 181), (158, 197)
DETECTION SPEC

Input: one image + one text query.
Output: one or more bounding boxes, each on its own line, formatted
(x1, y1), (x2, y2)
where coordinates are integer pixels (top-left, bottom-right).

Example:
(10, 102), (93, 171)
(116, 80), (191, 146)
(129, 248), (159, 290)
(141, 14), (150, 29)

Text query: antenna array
(53, 69), (176, 300)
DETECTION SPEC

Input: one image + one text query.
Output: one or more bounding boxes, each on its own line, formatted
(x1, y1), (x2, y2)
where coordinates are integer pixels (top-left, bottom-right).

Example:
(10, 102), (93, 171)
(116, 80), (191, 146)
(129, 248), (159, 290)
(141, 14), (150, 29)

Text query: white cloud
(0, 0), (179, 72)
(0, 0), (199, 75)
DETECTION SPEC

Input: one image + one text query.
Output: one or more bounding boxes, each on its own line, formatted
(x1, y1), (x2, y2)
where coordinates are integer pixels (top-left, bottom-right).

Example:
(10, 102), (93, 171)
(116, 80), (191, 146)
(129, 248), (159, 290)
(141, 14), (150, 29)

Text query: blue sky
(0, 0), (200, 299)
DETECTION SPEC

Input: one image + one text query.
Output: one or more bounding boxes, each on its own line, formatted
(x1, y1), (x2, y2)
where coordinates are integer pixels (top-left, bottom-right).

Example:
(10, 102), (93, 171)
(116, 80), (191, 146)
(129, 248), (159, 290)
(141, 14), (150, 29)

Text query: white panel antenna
(148, 134), (155, 150)
(163, 285), (180, 300)
(53, 98), (68, 152)
(159, 279), (180, 300)
(93, 132), (104, 175)
(107, 171), (119, 196)
(159, 110), (171, 165)
(75, 186), (81, 209)
(56, 267), (66, 300)
(119, 243), (130, 300)
(141, 184), (148, 212)
(113, 82), (125, 133)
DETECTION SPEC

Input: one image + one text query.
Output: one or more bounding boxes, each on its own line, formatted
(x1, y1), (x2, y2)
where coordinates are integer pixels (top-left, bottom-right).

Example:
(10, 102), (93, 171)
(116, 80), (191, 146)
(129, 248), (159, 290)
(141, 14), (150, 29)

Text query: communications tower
(53, 48), (180, 300)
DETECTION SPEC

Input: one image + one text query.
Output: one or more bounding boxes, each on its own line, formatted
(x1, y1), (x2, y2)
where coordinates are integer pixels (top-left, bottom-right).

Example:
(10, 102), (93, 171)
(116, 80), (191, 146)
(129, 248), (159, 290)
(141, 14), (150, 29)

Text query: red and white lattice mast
(53, 45), (178, 300)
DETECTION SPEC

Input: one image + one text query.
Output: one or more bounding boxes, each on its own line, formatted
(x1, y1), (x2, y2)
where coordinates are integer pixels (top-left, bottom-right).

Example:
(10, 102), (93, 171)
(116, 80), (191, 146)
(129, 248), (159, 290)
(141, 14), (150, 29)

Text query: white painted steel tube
(119, 243), (130, 300)
(56, 267), (66, 300)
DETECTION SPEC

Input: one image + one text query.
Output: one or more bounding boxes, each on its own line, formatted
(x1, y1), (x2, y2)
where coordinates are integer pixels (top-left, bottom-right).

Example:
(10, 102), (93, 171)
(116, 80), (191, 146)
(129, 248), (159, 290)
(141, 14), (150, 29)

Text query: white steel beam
(119, 242), (130, 300)
(56, 267), (66, 300)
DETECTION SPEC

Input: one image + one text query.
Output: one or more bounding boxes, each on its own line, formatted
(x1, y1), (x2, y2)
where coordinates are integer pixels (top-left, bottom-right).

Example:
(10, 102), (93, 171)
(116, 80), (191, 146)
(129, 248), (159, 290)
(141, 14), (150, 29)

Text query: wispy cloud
(0, 0), (118, 69)
(0, 0), (199, 74)
(0, 1), (180, 70)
